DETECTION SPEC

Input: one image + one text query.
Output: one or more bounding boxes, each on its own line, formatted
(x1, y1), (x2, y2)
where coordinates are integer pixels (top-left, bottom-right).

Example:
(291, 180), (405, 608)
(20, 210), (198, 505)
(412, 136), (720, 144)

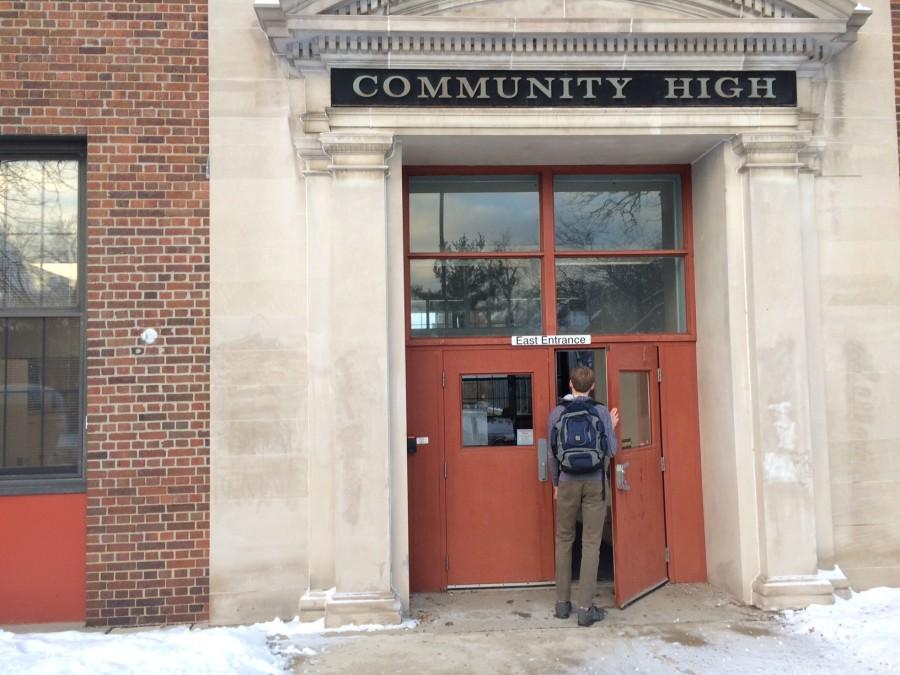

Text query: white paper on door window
(516, 429), (534, 446)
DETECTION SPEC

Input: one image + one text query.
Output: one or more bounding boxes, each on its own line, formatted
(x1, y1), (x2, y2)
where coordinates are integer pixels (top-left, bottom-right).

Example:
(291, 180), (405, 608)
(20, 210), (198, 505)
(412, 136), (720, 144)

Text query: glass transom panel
(554, 175), (681, 251)
(410, 258), (542, 337)
(556, 257), (686, 334)
(409, 175), (540, 253)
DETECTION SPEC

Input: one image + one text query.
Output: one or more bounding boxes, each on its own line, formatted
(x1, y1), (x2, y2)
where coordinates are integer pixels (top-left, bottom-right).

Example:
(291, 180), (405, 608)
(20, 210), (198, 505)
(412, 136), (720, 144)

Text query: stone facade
(2, 0), (899, 628)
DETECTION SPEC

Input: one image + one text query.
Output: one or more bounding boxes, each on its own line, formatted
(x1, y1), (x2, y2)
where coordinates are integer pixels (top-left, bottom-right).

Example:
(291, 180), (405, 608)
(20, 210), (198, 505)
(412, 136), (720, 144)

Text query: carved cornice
(255, 1), (871, 74)
(318, 131), (395, 173)
(732, 130), (814, 171)
(295, 135), (331, 175)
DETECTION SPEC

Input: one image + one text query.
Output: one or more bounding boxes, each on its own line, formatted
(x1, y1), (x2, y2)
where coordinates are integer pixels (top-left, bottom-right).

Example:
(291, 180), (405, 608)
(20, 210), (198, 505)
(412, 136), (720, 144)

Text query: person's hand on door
(610, 407), (620, 429)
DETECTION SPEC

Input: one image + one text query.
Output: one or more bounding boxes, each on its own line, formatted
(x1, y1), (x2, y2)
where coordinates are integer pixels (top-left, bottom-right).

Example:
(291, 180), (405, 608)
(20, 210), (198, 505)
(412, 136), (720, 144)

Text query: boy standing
(549, 366), (619, 627)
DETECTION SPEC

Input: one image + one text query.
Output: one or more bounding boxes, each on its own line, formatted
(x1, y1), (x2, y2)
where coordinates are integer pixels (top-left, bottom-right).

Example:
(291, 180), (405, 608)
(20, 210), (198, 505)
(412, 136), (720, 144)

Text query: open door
(608, 344), (668, 607)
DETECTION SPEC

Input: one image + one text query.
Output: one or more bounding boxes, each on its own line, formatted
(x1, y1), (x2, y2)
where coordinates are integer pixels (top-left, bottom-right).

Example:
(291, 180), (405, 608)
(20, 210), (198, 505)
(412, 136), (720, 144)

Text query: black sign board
(331, 69), (796, 108)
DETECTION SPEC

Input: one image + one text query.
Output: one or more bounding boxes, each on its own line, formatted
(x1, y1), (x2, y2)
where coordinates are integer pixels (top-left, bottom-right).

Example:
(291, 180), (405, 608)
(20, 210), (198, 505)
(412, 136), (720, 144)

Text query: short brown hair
(569, 366), (595, 395)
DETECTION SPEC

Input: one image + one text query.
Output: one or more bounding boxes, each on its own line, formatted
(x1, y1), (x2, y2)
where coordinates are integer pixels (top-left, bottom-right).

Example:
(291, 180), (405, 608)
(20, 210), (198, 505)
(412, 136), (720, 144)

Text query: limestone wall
(818, 0), (900, 590)
(209, 0), (309, 623)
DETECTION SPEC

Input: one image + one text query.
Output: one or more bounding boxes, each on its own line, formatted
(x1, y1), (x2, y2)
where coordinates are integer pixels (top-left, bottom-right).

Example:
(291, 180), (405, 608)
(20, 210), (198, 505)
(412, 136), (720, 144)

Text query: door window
(618, 371), (652, 449)
(460, 374), (533, 447)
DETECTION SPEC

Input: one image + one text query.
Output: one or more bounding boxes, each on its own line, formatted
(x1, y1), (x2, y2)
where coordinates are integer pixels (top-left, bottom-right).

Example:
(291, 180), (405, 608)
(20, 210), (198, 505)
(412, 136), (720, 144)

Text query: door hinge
(660, 456), (666, 472)
(664, 547), (670, 563)
(657, 367), (662, 383)
(445, 555), (450, 571)
(441, 372), (446, 387)
(444, 463), (448, 480)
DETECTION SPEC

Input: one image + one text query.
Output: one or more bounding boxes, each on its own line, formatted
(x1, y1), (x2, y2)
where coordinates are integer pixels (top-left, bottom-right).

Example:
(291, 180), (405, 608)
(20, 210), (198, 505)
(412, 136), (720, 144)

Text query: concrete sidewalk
(288, 584), (881, 674)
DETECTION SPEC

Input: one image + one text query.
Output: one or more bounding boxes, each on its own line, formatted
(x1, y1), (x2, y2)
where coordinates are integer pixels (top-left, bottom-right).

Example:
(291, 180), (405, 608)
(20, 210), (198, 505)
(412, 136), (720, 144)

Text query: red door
(443, 349), (555, 585)
(608, 344), (668, 606)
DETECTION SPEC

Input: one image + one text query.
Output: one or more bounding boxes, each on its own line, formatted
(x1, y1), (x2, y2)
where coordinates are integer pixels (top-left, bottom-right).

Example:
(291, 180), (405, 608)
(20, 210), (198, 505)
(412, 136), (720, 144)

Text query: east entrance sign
(331, 69), (797, 107)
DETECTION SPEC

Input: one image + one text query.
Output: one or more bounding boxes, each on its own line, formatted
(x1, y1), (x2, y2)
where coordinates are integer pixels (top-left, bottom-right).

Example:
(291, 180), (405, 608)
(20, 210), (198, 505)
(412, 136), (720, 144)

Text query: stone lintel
(752, 574), (835, 611)
(324, 591), (402, 629)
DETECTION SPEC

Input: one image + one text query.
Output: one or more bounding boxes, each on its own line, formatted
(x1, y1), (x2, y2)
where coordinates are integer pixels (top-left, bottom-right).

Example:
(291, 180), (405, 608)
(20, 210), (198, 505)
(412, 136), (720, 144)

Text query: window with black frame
(0, 146), (84, 491)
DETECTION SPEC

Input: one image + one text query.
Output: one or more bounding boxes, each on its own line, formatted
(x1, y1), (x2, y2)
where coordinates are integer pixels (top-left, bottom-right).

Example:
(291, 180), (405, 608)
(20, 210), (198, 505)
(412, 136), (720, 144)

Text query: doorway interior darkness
(404, 166), (707, 608)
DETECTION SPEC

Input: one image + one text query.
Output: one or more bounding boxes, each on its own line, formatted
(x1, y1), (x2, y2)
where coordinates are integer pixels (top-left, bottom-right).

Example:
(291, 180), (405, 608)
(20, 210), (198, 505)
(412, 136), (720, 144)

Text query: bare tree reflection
(556, 189), (662, 250)
(0, 160), (78, 307)
(411, 232), (541, 334)
(557, 260), (671, 333)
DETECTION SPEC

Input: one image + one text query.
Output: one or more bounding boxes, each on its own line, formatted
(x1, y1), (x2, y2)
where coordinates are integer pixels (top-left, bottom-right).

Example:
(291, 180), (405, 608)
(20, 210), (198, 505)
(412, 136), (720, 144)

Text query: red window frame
(403, 165), (696, 347)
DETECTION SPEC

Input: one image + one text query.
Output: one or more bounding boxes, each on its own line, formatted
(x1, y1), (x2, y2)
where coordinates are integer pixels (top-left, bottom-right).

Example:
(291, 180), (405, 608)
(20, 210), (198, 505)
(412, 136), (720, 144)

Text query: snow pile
(783, 587), (900, 671)
(0, 616), (415, 675)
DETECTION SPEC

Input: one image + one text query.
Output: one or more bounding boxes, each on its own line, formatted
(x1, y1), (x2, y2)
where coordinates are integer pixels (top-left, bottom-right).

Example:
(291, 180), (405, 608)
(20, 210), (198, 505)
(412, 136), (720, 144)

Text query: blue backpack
(552, 398), (609, 474)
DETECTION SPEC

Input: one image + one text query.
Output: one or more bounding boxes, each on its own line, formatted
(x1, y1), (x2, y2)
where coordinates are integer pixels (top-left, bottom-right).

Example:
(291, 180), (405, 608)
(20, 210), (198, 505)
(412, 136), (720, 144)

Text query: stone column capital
(318, 132), (395, 174)
(731, 131), (813, 172)
(295, 135), (330, 176)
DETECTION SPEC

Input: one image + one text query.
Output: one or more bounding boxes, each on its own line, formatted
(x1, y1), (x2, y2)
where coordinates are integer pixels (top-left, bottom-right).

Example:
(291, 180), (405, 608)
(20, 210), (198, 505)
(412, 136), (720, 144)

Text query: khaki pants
(556, 480), (608, 609)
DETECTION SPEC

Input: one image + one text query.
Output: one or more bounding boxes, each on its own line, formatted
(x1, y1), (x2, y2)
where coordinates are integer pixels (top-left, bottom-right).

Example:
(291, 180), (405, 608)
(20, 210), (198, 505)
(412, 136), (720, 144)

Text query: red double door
(407, 344), (668, 607)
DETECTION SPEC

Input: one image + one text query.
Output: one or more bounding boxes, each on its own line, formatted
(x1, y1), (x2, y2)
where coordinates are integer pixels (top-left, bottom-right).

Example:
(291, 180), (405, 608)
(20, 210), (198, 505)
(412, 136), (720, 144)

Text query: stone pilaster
(295, 137), (335, 620)
(297, 131), (401, 627)
(732, 132), (836, 610)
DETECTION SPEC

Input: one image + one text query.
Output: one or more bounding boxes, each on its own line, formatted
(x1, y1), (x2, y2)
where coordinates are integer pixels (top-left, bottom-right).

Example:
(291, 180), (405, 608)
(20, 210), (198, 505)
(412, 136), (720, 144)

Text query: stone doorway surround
(253, 0), (871, 626)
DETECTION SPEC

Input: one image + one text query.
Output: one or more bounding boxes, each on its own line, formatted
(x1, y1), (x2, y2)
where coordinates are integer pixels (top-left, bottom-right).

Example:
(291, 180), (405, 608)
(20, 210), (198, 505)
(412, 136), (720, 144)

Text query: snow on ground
(782, 587), (900, 673)
(0, 617), (416, 675)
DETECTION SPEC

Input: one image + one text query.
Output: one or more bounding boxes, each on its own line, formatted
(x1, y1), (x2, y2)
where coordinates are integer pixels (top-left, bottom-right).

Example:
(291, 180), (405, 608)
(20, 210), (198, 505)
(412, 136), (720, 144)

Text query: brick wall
(0, 2), (210, 626)
(894, 2), (900, 163)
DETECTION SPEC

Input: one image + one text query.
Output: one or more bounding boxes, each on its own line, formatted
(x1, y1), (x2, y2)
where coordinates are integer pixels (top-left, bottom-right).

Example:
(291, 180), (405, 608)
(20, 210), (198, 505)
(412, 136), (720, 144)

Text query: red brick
(0, 1), (210, 627)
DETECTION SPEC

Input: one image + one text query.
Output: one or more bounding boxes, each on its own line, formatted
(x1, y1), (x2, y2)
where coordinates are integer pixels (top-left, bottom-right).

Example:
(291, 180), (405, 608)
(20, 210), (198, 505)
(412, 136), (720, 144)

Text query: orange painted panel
(406, 349), (446, 592)
(608, 344), (668, 607)
(443, 349), (554, 585)
(0, 493), (86, 624)
(659, 343), (708, 582)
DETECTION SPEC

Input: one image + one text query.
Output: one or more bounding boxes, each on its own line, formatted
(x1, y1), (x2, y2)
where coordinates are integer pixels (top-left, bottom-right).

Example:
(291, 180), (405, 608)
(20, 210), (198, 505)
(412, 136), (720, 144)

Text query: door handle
(537, 438), (548, 482)
(616, 462), (631, 491)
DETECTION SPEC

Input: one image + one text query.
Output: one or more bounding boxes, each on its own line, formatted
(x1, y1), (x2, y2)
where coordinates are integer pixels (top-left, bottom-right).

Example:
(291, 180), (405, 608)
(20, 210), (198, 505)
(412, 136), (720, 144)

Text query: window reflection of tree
(557, 261), (666, 334)
(0, 160), (77, 308)
(556, 190), (660, 250)
(411, 232), (540, 334)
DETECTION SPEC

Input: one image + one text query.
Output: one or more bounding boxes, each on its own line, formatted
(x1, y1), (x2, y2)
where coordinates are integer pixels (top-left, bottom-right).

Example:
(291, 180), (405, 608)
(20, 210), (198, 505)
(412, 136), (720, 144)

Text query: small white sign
(511, 335), (590, 347)
(416, 436), (429, 445)
(517, 429), (534, 446)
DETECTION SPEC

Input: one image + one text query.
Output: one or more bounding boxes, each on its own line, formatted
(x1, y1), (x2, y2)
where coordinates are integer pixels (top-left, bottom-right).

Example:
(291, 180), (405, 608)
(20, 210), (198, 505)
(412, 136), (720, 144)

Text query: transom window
(0, 144), (85, 493)
(406, 170), (689, 339)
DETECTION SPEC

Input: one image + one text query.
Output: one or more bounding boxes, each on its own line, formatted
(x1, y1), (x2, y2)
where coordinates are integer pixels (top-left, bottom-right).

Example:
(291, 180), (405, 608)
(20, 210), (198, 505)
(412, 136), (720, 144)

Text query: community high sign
(331, 69), (797, 107)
